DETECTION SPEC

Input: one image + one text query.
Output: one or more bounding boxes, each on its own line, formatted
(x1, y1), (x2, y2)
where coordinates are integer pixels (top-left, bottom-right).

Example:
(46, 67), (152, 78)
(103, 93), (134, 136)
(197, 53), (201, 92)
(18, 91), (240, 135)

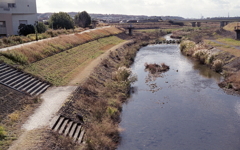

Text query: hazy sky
(37, 0), (240, 18)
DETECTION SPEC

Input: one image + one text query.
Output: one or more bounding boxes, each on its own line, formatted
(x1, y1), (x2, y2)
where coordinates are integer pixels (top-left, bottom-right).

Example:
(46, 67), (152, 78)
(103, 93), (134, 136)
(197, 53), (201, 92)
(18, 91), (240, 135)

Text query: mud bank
(180, 40), (240, 93)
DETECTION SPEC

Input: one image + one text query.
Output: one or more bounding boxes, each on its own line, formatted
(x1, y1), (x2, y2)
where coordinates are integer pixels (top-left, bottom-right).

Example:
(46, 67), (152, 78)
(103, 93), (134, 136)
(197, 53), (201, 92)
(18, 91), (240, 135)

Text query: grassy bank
(24, 36), (125, 86)
(0, 27), (124, 65)
(180, 40), (240, 91)
(53, 40), (148, 150)
(0, 28), (85, 49)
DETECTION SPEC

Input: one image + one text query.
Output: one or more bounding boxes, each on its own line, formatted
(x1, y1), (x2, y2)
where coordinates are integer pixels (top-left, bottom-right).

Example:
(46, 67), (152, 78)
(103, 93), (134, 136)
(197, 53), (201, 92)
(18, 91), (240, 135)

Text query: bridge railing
(235, 26), (240, 30)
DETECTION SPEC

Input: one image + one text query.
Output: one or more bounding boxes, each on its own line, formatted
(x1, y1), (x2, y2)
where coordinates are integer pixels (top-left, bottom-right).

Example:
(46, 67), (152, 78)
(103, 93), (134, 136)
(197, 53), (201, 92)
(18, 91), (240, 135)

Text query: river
(117, 43), (240, 150)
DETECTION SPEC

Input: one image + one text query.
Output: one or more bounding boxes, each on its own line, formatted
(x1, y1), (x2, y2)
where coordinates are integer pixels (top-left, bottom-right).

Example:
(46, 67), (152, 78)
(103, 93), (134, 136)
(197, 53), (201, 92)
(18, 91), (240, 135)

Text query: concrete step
(78, 130), (85, 144)
(4, 74), (25, 84)
(50, 115), (85, 144)
(26, 81), (43, 93)
(59, 119), (69, 134)
(0, 70), (18, 79)
(73, 125), (82, 142)
(53, 117), (64, 132)
(15, 78), (35, 89)
(0, 72), (21, 82)
(0, 62), (51, 96)
(29, 82), (47, 96)
(0, 64), (7, 69)
(20, 80), (39, 91)
(64, 121), (74, 136)
(69, 123), (78, 138)
(0, 66), (10, 72)
(10, 76), (32, 87)
(0, 67), (15, 74)
(35, 85), (50, 96)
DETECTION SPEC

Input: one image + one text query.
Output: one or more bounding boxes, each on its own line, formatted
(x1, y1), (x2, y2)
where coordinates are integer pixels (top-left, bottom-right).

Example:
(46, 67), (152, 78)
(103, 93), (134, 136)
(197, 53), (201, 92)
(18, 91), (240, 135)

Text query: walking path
(0, 26), (110, 52)
(208, 39), (240, 50)
(8, 39), (133, 150)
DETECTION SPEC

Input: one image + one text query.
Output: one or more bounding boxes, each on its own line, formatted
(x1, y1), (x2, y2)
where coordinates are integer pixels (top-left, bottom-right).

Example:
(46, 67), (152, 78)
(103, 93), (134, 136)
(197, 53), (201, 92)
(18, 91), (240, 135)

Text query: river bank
(180, 40), (240, 93)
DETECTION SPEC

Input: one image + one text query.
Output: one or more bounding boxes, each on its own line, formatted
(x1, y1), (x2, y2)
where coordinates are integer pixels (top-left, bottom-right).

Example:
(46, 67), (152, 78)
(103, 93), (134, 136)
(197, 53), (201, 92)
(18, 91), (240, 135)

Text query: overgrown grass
(24, 36), (125, 86)
(0, 28), (84, 49)
(205, 40), (240, 57)
(223, 22), (240, 31)
(57, 41), (145, 150)
(216, 38), (240, 47)
(0, 27), (124, 65)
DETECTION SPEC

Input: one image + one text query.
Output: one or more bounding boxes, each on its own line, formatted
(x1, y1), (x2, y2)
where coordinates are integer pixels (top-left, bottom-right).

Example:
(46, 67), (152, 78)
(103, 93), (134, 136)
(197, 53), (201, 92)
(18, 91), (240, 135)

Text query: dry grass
(222, 71), (240, 91)
(58, 41), (145, 150)
(0, 28), (84, 49)
(0, 27), (124, 65)
(223, 22), (240, 31)
(212, 59), (223, 72)
(205, 40), (240, 57)
(145, 63), (170, 74)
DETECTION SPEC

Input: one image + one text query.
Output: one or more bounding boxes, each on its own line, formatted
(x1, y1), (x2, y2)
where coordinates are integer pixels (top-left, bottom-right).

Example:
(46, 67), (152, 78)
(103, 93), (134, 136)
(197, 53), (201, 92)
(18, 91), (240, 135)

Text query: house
(0, 0), (37, 36)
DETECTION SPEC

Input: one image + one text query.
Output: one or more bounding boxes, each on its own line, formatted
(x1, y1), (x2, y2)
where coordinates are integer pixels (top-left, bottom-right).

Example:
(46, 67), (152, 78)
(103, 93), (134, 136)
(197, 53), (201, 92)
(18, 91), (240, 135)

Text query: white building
(0, 0), (37, 36)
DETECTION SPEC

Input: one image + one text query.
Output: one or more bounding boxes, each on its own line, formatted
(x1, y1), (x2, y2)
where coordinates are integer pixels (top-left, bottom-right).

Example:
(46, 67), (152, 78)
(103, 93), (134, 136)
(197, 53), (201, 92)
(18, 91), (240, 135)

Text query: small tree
(74, 11), (91, 28)
(18, 24), (35, 36)
(49, 12), (74, 29)
(37, 22), (47, 33)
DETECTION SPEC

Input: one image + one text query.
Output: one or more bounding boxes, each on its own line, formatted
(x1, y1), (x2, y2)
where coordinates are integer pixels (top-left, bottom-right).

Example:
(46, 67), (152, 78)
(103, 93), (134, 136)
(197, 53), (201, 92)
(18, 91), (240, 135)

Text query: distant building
(0, 0), (37, 36)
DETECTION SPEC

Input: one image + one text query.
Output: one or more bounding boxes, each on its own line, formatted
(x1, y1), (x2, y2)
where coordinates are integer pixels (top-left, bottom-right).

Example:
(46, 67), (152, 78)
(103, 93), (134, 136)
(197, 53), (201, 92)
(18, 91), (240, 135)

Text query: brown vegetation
(0, 27), (124, 65)
(145, 63), (170, 74)
(57, 40), (147, 150)
(0, 28), (84, 49)
(0, 85), (41, 149)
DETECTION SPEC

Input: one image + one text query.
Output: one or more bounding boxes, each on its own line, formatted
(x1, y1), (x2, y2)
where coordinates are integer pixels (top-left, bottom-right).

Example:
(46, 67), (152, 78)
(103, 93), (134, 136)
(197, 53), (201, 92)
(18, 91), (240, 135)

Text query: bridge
(172, 18), (240, 28)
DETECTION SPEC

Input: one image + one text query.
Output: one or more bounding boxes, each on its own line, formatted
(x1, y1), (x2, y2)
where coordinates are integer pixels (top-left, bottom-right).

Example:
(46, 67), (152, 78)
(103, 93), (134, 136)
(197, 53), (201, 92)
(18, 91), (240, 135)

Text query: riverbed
(118, 44), (240, 150)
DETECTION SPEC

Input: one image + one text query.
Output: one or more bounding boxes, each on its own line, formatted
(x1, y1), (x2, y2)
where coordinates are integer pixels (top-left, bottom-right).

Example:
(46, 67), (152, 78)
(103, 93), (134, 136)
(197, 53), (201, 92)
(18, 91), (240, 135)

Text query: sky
(37, 0), (240, 18)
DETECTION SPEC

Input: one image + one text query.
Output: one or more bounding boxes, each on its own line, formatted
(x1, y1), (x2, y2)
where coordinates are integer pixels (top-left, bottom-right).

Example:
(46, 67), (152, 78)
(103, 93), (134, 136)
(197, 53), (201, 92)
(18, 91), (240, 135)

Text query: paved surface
(22, 86), (77, 130)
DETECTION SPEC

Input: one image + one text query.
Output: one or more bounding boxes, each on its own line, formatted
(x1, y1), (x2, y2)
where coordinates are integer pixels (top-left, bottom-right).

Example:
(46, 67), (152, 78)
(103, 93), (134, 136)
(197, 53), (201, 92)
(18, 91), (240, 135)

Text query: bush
(18, 24), (35, 36)
(37, 22), (47, 33)
(0, 126), (6, 140)
(112, 66), (132, 82)
(193, 49), (210, 64)
(213, 59), (223, 72)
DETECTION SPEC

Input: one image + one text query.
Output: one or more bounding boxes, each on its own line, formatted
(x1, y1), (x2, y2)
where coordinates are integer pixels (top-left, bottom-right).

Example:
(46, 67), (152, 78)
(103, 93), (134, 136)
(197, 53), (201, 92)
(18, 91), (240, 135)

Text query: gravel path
(21, 40), (133, 131)
(22, 86), (77, 130)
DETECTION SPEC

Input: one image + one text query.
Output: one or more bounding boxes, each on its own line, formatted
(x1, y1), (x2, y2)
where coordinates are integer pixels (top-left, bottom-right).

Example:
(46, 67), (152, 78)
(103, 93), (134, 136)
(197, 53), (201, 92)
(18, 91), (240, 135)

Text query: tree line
(18, 11), (92, 36)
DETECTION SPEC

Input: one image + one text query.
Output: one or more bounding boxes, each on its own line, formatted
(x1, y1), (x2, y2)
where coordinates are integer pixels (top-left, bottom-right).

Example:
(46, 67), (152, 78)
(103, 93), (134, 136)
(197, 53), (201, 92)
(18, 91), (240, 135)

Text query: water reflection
(118, 44), (240, 150)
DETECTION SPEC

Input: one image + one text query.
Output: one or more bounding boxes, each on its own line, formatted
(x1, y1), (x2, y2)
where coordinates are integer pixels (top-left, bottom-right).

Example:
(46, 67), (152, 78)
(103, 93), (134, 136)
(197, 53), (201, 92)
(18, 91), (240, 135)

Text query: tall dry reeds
(0, 27), (124, 65)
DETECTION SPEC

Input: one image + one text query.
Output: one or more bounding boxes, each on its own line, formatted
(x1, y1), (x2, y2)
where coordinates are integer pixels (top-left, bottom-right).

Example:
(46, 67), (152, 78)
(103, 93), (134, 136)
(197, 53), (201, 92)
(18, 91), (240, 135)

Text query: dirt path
(69, 40), (134, 85)
(8, 40), (133, 150)
(209, 39), (240, 50)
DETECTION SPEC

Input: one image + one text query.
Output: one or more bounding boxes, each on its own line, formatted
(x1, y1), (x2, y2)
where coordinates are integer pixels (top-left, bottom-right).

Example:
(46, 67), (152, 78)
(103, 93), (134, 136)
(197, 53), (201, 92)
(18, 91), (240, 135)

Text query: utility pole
(34, 21), (38, 41)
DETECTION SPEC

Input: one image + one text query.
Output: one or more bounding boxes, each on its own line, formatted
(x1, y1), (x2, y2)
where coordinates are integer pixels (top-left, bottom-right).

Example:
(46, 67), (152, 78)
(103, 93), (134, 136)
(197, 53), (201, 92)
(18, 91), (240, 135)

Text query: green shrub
(0, 126), (6, 140)
(37, 22), (47, 33)
(18, 24), (35, 36)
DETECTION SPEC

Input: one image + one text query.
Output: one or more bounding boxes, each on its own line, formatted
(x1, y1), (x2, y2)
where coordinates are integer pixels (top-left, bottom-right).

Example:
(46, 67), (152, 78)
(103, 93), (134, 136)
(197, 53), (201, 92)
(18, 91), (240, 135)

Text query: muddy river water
(117, 43), (240, 150)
